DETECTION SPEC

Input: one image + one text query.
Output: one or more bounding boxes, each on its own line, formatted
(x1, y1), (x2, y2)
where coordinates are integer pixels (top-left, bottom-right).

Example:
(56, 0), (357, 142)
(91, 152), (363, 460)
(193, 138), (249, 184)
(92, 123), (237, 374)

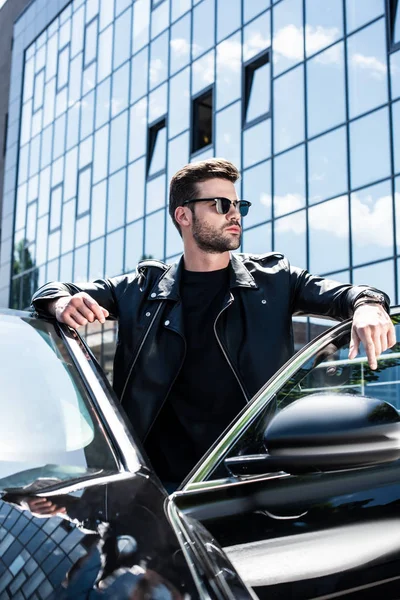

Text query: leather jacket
(31, 252), (389, 442)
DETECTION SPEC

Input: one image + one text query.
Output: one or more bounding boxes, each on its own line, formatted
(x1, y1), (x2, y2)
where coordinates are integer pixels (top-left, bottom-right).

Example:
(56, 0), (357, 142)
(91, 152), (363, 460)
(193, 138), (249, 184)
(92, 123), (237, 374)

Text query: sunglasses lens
(215, 198), (230, 214)
(239, 201), (250, 216)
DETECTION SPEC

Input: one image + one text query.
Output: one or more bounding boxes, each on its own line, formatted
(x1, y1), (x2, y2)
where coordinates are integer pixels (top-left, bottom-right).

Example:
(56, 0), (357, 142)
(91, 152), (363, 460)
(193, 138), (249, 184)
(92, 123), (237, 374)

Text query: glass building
(1, 0), (400, 376)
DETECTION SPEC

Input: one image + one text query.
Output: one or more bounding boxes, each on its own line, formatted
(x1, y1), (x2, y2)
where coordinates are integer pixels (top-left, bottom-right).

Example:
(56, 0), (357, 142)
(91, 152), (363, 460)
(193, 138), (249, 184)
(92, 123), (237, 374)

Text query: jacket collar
(148, 253), (258, 301)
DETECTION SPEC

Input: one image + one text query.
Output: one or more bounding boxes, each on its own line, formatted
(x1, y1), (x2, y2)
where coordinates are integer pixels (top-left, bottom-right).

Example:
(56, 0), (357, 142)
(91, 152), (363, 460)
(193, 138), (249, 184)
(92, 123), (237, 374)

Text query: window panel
(346, 0), (384, 34)
(127, 158), (146, 222)
(274, 145), (305, 217)
(149, 82), (167, 123)
(38, 167), (51, 217)
(273, 65), (304, 153)
(243, 119), (271, 169)
(20, 101), (32, 147)
(91, 180), (107, 240)
(245, 54), (270, 124)
(110, 111), (128, 174)
(146, 173), (166, 213)
(308, 126), (348, 204)
(46, 258), (59, 283)
(242, 222), (272, 254)
(84, 18), (98, 66)
(307, 42), (345, 137)
(76, 214), (90, 247)
(273, 0), (303, 76)
(55, 88), (68, 118)
(86, 0), (99, 22)
(93, 124), (109, 183)
(113, 7), (132, 70)
(60, 252), (73, 281)
(129, 98), (148, 162)
(74, 244), (89, 281)
(305, 0), (343, 57)
(192, 49), (215, 96)
(192, 0), (215, 60)
(125, 220), (144, 272)
(33, 70), (45, 111)
(79, 135), (93, 168)
(274, 209), (306, 268)
(64, 147), (78, 202)
(29, 135), (40, 177)
(347, 20), (388, 120)
(309, 195), (349, 274)
(170, 13), (191, 76)
(59, 18), (72, 49)
(244, 0), (270, 23)
(82, 62), (97, 95)
(216, 32), (241, 110)
(45, 33), (58, 81)
(50, 185), (63, 231)
(148, 122), (167, 177)
(351, 180), (394, 266)
(169, 68), (190, 139)
(243, 11), (271, 62)
(215, 101), (241, 171)
(145, 209), (165, 259)
(28, 175), (39, 204)
(52, 113), (66, 160)
(350, 107), (390, 189)
(71, 5), (85, 56)
(66, 103), (80, 150)
(36, 215), (48, 265)
(96, 77), (111, 129)
(217, 0), (240, 42)
(99, 0), (114, 30)
(18, 145), (29, 185)
(15, 184), (27, 232)
(133, 0), (150, 53)
(52, 156), (64, 187)
(353, 260), (394, 304)
(40, 124), (53, 169)
(77, 167), (92, 215)
(151, 0), (170, 38)
(392, 100), (400, 174)
(106, 228), (124, 276)
(131, 47), (149, 103)
(192, 89), (213, 153)
(89, 237), (105, 280)
(242, 160), (271, 228)
(167, 131), (189, 184)
(80, 90), (95, 140)
(26, 202), (37, 244)
(150, 31), (169, 89)
(111, 62), (130, 117)
(107, 168), (126, 232)
(116, 0), (132, 16)
(69, 53), (83, 107)
(166, 208), (183, 258)
(391, 50), (400, 100)
(23, 57), (35, 103)
(98, 24), (113, 82)
(172, 0), (191, 23)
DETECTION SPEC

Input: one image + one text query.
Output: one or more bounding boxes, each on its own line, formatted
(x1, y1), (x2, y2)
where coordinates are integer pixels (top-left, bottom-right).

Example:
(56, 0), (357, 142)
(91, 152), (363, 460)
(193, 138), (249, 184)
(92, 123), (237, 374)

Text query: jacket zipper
(120, 302), (164, 405)
(214, 293), (250, 403)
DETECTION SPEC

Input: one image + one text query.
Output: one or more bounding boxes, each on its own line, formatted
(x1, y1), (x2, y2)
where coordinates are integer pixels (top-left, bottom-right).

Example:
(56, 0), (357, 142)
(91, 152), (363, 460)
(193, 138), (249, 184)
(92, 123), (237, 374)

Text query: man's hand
(49, 292), (109, 329)
(349, 303), (396, 370)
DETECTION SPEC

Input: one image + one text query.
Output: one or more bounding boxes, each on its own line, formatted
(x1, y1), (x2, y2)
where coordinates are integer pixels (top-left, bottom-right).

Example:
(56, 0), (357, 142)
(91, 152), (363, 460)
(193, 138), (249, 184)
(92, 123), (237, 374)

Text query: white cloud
(350, 53), (387, 80)
(272, 24), (341, 65)
(351, 192), (393, 247)
(192, 52), (214, 87)
(170, 38), (190, 57)
(273, 193), (305, 218)
(306, 25), (340, 57)
(149, 58), (164, 86)
(275, 209), (306, 235)
(218, 39), (241, 74)
(273, 24), (304, 62)
(243, 31), (271, 62)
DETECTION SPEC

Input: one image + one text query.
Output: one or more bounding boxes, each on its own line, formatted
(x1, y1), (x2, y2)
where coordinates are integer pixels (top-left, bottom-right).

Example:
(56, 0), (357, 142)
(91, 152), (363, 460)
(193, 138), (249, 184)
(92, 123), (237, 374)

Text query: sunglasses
(183, 197), (252, 217)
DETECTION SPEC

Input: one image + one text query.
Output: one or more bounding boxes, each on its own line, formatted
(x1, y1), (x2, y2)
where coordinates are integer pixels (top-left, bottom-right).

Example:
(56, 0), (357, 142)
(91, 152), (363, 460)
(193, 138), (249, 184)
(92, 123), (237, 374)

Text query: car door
(173, 311), (400, 600)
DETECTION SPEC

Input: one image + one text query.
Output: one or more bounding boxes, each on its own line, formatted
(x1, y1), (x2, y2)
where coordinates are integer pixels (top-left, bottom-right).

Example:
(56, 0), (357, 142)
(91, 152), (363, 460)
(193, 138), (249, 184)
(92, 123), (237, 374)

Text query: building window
(191, 89), (213, 154)
(147, 118), (167, 178)
(244, 51), (270, 126)
(391, 0), (400, 48)
(152, 0), (166, 7)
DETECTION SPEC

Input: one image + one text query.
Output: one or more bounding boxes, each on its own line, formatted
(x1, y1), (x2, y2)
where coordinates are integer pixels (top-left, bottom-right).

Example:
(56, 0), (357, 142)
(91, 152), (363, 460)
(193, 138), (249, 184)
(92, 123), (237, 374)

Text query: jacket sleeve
(289, 263), (391, 320)
(31, 275), (136, 320)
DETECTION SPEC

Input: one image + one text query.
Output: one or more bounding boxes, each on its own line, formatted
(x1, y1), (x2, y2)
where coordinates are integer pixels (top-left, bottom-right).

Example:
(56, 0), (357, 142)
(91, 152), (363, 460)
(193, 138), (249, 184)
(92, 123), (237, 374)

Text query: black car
(1, 308), (400, 599)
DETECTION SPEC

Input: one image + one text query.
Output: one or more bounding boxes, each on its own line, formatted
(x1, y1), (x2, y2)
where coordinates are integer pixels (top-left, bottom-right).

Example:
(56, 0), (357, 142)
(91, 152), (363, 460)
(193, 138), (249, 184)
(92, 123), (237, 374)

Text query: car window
(0, 313), (121, 492)
(205, 314), (400, 481)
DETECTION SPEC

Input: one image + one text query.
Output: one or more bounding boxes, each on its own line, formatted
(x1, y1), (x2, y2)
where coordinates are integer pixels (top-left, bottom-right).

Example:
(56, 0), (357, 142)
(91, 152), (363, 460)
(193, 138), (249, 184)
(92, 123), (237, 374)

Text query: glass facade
(1, 0), (400, 375)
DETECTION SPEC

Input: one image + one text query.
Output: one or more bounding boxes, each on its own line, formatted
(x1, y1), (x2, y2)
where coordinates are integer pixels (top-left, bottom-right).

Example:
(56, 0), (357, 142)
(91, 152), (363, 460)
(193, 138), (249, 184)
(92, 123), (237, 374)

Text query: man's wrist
(353, 290), (389, 313)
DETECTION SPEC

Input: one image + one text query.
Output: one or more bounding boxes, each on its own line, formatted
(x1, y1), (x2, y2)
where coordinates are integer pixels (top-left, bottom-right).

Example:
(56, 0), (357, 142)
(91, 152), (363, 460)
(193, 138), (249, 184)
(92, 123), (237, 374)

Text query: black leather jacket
(31, 252), (389, 442)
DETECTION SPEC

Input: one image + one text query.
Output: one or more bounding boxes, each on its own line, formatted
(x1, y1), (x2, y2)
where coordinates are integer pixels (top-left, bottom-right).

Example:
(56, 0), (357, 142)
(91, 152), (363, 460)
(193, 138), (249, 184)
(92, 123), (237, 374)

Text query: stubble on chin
(192, 217), (241, 253)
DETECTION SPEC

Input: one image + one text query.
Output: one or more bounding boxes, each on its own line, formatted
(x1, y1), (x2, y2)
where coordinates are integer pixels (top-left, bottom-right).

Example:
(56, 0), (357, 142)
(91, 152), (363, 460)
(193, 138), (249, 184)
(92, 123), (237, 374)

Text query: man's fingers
(388, 323), (397, 348)
(82, 296), (108, 323)
(348, 329), (359, 360)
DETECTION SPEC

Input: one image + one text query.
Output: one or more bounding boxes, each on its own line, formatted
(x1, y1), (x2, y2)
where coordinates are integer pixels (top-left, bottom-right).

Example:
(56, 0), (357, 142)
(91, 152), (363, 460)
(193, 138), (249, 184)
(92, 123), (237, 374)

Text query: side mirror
(225, 394), (400, 476)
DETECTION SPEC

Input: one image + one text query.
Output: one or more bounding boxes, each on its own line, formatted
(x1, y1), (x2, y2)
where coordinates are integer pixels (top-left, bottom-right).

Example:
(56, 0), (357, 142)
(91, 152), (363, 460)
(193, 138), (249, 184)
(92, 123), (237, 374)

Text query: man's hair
(169, 158), (240, 235)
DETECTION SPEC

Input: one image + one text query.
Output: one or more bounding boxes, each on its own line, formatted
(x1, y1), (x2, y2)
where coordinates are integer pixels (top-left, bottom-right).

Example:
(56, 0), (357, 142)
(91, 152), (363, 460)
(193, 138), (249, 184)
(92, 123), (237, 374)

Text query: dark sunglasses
(183, 197), (252, 217)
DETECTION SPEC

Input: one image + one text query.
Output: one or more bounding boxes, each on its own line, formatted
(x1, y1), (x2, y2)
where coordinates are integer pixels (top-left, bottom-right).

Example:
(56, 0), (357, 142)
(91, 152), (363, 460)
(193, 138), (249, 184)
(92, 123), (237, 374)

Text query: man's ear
(175, 206), (192, 230)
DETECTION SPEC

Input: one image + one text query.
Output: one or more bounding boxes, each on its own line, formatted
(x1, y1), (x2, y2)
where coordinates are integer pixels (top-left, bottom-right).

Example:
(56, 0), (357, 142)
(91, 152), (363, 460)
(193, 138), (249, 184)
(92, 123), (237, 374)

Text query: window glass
(132, 0), (150, 52)
(353, 260), (395, 303)
(242, 160), (271, 228)
(274, 209), (306, 267)
(243, 11), (271, 62)
(15, 184), (27, 231)
(309, 195), (349, 274)
(150, 31), (169, 89)
(91, 180), (107, 240)
(307, 42), (345, 137)
(351, 180), (393, 266)
(74, 244), (89, 281)
(84, 18), (98, 66)
(29, 136), (41, 177)
(109, 111), (128, 174)
(111, 62), (130, 117)
(38, 167), (50, 217)
(107, 168), (126, 232)
(55, 88), (68, 119)
(43, 79), (56, 130)
(245, 57), (270, 124)
(273, 65), (304, 153)
(99, 0), (114, 30)
(50, 185), (63, 231)
(66, 103), (80, 150)
(23, 57), (35, 102)
(192, 0), (215, 59)
(167, 131), (189, 184)
(34, 70), (45, 111)
(346, 0), (384, 34)
(151, 0), (170, 38)
(216, 32), (241, 110)
(69, 53), (83, 107)
(392, 100), (400, 174)
(26, 202), (37, 244)
(125, 220), (144, 272)
(215, 101), (241, 171)
(308, 126), (348, 204)
(192, 50), (215, 96)
(86, 0), (99, 22)
(149, 82), (167, 123)
(217, 0), (240, 41)
(76, 214), (90, 247)
(28, 175), (39, 203)
(273, 0), (303, 76)
(106, 228), (124, 276)
(98, 25), (113, 82)
(305, 0), (343, 56)
(59, 18), (72, 49)
(244, 0), (270, 23)
(127, 158), (146, 222)
(77, 167), (92, 215)
(20, 101), (32, 147)
(171, 0), (191, 22)
(52, 157), (64, 187)
(148, 124), (167, 177)
(36, 215), (49, 264)
(96, 77), (111, 129)
(191, 90), (213, 153)
(52, 114), (66, 160)
(40, 125), (53, 169)
(46, 33), (58, 81)
(82, 62), (97, 95)
(170, 13), (191, 76)
(347, 20), (388, 120)
(46, 259), (60, 285)
(169, 68), (190, 138)
(243, 119), (271, 169)
(71, 5), (85, 56)
(79, 135), (93, 168)
(129, 98), (148, 161)
(146, 173), (166, 213)
(131, 47), (149, 103)
(89, 237), (105, 279)
(61, 199), (75, 254)
(113, 7), (132, 70)
(274, 145), (305, 217)
(18, 146), (29, 186)
(116, 0), (132, 16)
(391, 50), (400, 100)
(59, 252), (73, 281)
(243, 222), (272, 253)
(145, 209), (165, 259)
(350, 107), (390, 190)
(80, 90), (95, 140)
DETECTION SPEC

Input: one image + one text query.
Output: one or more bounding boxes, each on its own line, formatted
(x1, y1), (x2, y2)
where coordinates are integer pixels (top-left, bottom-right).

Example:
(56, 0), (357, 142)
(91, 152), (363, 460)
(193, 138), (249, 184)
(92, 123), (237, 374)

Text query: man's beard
(191, 212), (241, 253)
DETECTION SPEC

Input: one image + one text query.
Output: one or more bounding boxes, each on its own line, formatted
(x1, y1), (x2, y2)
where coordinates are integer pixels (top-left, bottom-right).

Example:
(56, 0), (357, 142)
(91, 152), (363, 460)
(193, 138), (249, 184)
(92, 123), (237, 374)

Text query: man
(32, 158), (395, 487)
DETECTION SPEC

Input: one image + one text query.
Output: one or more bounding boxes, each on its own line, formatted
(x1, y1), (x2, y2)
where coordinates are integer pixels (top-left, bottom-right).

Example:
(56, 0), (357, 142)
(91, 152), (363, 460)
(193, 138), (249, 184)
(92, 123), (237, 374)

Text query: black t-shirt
(144, 267), (245, 483)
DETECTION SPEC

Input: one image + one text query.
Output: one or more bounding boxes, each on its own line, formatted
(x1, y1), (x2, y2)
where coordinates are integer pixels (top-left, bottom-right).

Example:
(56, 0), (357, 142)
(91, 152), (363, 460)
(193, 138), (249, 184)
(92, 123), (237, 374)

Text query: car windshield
(0, 313), (120, 492)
